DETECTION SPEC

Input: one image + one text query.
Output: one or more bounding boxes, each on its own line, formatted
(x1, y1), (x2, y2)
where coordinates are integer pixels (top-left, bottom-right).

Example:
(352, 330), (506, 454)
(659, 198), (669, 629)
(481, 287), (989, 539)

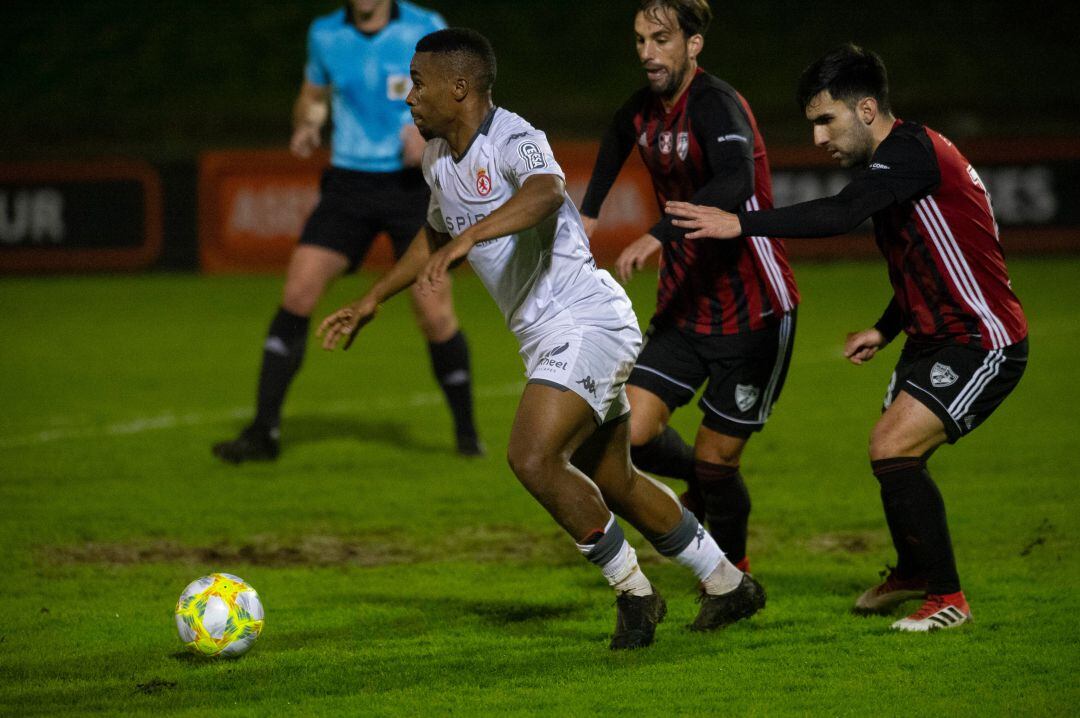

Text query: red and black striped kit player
(668, 43), (1028, 632)
(581, 0), (799, 600)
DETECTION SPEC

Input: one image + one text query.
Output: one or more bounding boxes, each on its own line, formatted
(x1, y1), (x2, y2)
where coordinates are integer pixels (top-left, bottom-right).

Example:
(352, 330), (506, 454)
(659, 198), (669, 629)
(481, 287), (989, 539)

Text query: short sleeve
(860, 132), (940, 204)
(421, 144), (448, 232)
(426, 195), (448, 233)
(496, 128), (564, 189)
(428, 12), (448, 31)
(303, 22), (330, 86)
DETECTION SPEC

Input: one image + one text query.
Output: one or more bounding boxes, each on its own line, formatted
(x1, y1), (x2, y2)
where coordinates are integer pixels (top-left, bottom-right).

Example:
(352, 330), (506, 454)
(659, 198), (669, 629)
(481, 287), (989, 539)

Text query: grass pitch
(1, 258), (1077, 716)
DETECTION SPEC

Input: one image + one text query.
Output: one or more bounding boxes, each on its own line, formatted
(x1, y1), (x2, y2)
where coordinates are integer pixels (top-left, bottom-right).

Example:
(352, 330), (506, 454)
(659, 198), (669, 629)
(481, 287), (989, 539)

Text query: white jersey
(422, 108), (636, 343)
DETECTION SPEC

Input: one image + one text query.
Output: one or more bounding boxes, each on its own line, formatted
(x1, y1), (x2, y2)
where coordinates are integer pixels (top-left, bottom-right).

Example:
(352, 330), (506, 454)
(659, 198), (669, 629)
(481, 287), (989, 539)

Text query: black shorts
(886, 337), (1029, 443)
(299, 166), (429, 272)
(628, 311), (797, 438)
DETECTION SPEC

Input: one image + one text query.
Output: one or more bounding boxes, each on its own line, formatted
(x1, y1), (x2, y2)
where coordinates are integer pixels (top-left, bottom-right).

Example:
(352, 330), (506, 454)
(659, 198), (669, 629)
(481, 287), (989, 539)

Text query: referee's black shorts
(299, 166), (429, 272)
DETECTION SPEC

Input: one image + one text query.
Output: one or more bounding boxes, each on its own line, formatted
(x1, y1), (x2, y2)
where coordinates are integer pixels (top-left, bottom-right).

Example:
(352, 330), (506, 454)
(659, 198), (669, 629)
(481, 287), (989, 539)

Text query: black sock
(630, 426), (695, 482)
(428, 331), (477, 440)
(252, 307), (309, 433)
(695, 461), (751, 565)
(872, 457), (961, 595)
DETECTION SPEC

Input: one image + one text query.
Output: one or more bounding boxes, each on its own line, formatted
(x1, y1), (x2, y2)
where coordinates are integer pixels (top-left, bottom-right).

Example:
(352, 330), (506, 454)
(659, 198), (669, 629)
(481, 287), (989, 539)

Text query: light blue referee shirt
(305, 2), (446, 173)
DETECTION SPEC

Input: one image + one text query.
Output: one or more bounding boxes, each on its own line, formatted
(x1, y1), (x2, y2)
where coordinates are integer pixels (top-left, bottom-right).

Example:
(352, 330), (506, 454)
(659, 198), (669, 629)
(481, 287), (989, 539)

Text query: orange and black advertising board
(197, 139), (1080, 274)
(0, 160), (163, 273)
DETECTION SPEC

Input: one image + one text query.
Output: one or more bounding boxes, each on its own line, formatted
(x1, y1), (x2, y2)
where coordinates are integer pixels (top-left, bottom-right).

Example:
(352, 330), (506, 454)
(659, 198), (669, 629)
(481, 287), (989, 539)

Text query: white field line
(0, 381), (523, 451)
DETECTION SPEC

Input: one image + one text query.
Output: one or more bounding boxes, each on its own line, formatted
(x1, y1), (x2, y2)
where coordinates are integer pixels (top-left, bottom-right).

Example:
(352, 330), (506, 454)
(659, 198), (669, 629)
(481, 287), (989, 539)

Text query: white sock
(670, 523), (725, 581)
(576, 515), (653, 596)
(701, 555), (744, 595)
(605, 541), (653, 596)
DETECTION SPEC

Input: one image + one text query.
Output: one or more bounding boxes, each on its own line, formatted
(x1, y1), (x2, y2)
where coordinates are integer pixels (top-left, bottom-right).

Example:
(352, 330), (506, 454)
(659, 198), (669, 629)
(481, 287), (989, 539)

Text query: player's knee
(695, 445), (741, 467)
(281, 280), (325, 316)
(868, 427), (907, 463)
(503, 444), (544, 483)
(628, 413), (664, 448)
(506, 444), (558, 490)
(414, 310), (457, 342)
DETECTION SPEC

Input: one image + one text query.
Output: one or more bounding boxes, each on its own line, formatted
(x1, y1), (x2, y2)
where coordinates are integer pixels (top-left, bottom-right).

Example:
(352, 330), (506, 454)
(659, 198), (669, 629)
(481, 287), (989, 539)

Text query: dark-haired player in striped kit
(581, 0), (799, 590)
(667, 44), (1028, 631)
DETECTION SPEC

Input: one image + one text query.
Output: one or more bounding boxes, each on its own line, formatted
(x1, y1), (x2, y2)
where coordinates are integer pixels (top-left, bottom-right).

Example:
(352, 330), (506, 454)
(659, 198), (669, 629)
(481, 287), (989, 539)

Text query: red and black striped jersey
(582, 70), (799, 336)
(740, 120), (1027, 350)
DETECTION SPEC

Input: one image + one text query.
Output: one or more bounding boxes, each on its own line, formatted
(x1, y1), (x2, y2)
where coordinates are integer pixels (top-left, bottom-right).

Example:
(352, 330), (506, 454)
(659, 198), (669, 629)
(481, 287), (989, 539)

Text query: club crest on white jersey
(421, 108), (637, 342)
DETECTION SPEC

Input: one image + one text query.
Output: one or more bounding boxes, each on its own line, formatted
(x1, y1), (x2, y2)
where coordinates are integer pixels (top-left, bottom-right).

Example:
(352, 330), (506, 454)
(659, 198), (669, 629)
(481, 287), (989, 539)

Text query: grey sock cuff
(650, 506), (700, 557)
(584, 520), (626, 567)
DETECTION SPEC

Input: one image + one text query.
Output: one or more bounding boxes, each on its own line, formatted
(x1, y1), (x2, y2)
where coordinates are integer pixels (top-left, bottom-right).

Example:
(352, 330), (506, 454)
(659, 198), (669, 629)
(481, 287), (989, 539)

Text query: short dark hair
(796, 43), (891, 114)
(638, 0), (712, 37)
(415, 28), (497, 93)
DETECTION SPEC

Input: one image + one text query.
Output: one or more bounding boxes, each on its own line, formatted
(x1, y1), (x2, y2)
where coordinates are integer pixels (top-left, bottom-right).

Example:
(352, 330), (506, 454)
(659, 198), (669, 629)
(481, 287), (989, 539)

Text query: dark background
(4, 0), (1079, 162)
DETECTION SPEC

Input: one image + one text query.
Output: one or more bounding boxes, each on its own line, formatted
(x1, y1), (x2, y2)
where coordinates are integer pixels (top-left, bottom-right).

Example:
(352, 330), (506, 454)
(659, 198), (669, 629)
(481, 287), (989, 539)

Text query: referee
(213, 0), (481, 463)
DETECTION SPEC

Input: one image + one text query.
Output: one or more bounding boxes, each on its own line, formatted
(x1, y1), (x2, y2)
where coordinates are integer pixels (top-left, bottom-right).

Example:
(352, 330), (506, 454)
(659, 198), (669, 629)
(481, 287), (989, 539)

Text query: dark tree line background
(3, 0), (1078, 161)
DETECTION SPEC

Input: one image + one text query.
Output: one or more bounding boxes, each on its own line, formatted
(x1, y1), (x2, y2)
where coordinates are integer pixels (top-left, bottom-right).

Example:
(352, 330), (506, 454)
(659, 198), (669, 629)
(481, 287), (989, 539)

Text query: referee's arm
(290, 81), (330, 159)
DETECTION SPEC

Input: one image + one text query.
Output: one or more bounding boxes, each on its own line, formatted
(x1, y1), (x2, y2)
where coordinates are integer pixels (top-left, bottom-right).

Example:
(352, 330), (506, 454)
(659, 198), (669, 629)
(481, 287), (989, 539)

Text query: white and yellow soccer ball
(175, 573), (264, 657)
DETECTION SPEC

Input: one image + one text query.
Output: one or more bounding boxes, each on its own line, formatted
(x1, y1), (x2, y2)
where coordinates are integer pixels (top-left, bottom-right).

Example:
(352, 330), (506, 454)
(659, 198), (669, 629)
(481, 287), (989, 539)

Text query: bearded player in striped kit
(667, 44), (1028, 631)
(580, 0), (799, 590)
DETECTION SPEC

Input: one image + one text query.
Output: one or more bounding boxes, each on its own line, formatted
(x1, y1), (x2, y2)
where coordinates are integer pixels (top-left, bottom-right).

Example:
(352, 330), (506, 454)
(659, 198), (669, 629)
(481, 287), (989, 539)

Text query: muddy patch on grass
(134, 679), (176, 695)
(803, 531), (882, 555)
(40, 525), (581, 569)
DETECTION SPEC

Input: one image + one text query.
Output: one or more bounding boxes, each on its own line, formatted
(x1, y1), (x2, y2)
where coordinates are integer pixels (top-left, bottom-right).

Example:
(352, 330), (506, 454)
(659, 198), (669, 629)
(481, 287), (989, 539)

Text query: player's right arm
(318, 224), (446, 350)
(290, 81), (330, 158)
(291, 21), (332, 159)
(579, 98), (639, 237)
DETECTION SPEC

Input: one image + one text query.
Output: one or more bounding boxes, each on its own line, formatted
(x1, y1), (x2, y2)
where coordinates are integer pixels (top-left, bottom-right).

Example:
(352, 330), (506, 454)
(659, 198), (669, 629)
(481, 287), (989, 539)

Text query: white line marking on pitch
(0, 381), (523, 450)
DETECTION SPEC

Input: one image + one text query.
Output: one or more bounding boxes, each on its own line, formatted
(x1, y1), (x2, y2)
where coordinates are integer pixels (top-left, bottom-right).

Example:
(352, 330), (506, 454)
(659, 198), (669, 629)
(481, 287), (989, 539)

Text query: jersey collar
(452, 107), (498, 163)
(343, 1), (401, 36)
(658, 66), (703, 117)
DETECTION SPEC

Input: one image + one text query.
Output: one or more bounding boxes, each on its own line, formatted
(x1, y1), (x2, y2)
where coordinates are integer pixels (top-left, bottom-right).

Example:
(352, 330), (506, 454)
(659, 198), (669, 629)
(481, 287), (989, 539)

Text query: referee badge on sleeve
(387, 74), (411, 101)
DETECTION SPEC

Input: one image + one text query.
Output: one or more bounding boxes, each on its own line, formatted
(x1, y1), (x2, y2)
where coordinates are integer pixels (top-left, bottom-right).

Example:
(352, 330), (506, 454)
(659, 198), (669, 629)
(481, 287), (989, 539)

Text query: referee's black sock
(428, 330), (478, 442)
(695, 461), (751, 566)
(630, 426), (695, 482)
(872, 457), (961, 594)
(253, 307), (309, 434)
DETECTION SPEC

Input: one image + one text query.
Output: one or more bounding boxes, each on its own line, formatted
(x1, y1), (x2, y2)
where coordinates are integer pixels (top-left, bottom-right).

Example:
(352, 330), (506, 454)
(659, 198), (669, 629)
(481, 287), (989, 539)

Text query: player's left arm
(416, 174), (565, 292)
(844, 296), (905, 365)
(667, 133), (940, 240)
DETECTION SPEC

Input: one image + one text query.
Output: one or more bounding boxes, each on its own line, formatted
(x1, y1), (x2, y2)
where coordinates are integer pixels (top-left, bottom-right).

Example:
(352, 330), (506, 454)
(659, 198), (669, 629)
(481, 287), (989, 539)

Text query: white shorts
(520, 323), (642, 424)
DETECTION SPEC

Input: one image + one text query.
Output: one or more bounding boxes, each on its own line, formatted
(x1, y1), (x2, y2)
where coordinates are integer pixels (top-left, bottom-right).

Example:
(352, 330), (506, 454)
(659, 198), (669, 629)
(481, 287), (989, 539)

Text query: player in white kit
(318, 27), (765, 649)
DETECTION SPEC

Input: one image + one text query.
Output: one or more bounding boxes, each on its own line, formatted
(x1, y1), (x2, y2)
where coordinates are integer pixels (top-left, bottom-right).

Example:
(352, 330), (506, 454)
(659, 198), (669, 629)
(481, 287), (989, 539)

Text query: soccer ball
(175, 573), (264, 657)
